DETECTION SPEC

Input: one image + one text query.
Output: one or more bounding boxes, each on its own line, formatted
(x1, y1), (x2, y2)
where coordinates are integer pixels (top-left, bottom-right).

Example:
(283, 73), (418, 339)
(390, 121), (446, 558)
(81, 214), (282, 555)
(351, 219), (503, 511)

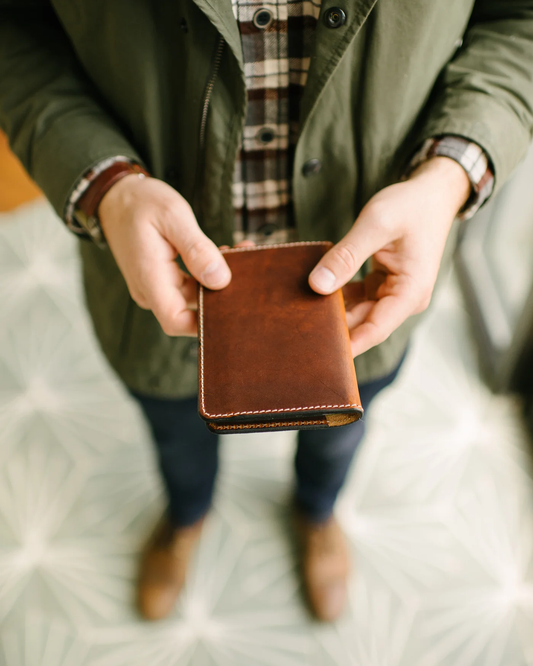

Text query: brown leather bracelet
(76, 161), (151, 218)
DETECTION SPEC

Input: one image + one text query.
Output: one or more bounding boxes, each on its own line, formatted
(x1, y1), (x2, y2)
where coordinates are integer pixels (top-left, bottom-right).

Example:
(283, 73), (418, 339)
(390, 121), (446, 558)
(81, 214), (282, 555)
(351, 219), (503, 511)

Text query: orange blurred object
(0, 130), (42, 212)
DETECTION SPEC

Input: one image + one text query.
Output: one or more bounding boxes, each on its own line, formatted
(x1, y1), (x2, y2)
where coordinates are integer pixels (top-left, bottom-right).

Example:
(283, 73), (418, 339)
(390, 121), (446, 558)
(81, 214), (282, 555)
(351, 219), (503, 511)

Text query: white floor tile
(0, 199), (532, 665)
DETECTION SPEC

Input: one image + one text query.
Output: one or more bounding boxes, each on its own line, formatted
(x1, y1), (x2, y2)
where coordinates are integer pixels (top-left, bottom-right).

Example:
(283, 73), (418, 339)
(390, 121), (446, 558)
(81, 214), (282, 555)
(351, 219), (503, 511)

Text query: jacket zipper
(193, 35), (225, 216)
(199, 36), (225, 152)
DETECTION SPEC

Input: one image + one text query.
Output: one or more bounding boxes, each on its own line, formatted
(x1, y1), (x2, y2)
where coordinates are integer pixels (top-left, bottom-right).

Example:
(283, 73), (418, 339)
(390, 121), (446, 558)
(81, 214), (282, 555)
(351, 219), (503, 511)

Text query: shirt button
(257, 127), (275, 144)
(323, 7), (347, 28)
(302, 159), (322, 177)
(253, 8), (273, 29)
(259, 222), (278, 236)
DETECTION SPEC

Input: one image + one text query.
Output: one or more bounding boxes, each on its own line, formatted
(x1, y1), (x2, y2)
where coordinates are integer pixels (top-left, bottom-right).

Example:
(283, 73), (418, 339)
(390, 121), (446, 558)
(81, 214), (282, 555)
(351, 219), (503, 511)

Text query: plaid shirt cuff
(408, 136), (495, 220)
(64, 156), (135, 236)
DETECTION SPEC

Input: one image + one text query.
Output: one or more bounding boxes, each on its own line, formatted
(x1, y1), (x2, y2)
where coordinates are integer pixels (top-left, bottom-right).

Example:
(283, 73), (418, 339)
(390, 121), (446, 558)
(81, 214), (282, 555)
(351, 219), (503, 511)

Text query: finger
(349, 288), (417, 357)
(157, 201), (231, 290)
(345, 299), (374, 330)
(219, 240), (254, 253)
(309, 205), (394, 294)
(147, 263), (198, 336)
(138, 227), (198, 336)
(180, 274), (199, 309)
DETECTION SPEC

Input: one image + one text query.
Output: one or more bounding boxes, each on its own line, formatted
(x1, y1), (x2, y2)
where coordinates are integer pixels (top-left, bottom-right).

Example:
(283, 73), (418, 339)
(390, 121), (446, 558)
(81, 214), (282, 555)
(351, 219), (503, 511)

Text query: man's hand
(98, 175), (232, 337)
(308, 157), (472, 357)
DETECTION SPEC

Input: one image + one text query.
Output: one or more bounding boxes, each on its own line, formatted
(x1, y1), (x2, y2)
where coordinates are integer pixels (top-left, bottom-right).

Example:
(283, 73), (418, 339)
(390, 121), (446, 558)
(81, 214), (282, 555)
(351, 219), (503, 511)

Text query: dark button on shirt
(253, 8), (274, 29)
(258, 222), (278, 236)
(231, 0), (322, 243)
(257, 127), (275, 144)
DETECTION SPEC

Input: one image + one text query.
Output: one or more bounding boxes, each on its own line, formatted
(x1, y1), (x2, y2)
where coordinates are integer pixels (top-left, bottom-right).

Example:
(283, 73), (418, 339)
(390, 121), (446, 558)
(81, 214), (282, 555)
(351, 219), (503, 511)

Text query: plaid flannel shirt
(67, 0), (494, 241)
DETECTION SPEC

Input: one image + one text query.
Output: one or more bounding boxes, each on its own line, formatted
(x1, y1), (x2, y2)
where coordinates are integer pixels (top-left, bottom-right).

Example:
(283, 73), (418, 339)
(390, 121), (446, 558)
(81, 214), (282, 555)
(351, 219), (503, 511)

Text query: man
(1, 0), (532, 623)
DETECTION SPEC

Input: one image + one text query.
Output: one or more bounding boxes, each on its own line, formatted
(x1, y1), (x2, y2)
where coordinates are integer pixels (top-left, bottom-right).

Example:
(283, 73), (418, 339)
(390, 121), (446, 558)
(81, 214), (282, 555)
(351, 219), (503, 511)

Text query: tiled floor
(1, 198), (533, 666)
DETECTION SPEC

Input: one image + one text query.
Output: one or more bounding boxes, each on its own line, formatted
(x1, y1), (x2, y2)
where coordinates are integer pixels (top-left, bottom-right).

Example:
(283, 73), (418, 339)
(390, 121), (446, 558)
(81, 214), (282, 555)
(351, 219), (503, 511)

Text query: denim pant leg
(294, 358), (405, 522)
(131, 392), (219, 528)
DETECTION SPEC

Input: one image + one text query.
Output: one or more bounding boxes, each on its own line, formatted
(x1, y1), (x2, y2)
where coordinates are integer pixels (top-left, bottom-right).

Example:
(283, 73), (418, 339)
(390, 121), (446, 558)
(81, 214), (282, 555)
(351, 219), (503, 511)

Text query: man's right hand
(98, 174), (232, 337)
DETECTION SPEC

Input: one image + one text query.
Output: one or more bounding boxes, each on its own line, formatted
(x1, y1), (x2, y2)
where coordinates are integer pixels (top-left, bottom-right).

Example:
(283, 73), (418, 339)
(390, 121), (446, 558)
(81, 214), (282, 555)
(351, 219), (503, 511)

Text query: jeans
(131, 358), (404, 526)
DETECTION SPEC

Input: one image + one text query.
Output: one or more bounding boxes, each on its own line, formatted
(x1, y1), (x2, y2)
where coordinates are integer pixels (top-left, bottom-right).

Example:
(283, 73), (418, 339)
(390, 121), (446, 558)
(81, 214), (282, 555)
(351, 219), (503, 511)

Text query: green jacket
(1, 1), (533, 398)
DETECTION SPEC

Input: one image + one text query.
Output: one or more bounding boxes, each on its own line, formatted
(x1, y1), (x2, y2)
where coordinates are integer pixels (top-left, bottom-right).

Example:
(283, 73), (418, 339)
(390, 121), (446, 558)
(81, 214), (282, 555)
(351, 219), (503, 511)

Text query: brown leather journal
(198, 242), (363, 433)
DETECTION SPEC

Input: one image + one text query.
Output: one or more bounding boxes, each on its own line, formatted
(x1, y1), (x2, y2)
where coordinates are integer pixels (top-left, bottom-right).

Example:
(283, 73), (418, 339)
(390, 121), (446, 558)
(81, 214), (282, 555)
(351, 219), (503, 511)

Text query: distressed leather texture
(198, 242), (363, 433)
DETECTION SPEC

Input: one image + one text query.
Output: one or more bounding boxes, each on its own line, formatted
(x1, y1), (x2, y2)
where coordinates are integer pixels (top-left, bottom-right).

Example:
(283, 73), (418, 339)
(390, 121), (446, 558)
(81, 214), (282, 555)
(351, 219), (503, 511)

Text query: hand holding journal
(198, 242), (363, 433)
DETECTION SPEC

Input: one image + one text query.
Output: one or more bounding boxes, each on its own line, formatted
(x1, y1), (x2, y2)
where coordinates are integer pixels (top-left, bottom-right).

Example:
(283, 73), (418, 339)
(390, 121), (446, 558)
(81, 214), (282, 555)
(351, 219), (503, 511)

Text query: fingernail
(310, 266), (336, 292)
(201, 260), (230, 287)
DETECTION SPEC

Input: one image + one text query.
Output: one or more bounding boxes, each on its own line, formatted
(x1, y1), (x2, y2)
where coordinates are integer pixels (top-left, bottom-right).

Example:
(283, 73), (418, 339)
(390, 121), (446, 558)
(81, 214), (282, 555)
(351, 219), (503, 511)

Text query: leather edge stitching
(203, 404), (364, 418)
(219, 240), (331, 254)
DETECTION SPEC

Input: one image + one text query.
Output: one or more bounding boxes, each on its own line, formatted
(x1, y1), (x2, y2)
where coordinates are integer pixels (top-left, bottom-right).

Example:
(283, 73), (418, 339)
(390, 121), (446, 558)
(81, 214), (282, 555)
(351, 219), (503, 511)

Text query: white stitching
(219, 240), (331, 255)
(203, 404), (363, 418)
(198, 242), (363, 419)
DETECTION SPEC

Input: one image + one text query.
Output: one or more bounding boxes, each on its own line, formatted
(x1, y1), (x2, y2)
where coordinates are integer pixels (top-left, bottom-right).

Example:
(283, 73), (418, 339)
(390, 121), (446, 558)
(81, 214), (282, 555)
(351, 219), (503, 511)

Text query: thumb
(308, 209), (392, 294)
(159, 201), (231, 290)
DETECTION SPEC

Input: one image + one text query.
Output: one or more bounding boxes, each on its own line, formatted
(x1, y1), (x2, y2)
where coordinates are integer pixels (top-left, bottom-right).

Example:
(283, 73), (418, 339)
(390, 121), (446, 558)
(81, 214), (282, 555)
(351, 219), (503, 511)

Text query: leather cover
(198, 242), (363, 433)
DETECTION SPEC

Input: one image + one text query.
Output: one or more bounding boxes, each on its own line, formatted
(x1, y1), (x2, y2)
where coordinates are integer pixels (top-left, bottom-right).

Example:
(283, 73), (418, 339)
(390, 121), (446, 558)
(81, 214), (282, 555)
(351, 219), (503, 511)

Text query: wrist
(408, 155), (472, 215)
(74, 161), (150, 246)
(98, 172), (146, 222)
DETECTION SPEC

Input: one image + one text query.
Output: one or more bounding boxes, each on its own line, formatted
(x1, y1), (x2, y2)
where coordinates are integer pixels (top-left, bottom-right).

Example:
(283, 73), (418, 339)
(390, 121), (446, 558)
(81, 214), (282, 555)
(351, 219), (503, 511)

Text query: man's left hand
(308, 156), (472, 357)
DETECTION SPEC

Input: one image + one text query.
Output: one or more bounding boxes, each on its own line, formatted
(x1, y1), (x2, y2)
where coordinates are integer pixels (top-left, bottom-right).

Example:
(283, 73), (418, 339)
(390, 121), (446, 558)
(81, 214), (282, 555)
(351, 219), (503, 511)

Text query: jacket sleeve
(0, 3), (143, 220)
(415, 0), (533, 192)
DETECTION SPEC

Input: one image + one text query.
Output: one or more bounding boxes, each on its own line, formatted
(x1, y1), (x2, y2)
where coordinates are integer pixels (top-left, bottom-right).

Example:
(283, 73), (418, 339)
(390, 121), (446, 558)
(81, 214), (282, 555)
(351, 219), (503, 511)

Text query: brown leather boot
(136, 514), (205, 620)
(293, 510), (351, 622)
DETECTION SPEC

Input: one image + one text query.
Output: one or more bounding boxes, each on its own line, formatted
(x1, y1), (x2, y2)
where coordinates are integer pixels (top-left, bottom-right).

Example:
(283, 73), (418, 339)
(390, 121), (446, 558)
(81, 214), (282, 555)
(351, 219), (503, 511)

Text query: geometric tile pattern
(0, 198), (532, 665)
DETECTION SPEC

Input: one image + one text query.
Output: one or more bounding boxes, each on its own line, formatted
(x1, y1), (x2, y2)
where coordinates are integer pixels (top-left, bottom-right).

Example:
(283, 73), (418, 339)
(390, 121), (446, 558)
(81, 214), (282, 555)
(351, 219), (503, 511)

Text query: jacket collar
(190, 0), (379, 124)
(190, 0), (244, 69)
(300, 0), (379, 130)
